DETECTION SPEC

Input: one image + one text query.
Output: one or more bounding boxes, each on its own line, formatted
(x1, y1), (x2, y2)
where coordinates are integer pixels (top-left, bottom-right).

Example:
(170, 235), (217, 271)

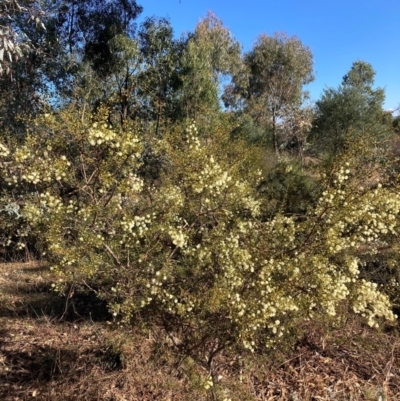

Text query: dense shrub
(258, 158), (321, 218)
(0, 108), (398, 359)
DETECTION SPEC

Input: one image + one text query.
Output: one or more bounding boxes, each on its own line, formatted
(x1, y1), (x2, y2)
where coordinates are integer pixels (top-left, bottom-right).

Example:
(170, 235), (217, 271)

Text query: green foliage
(225, 32), (314, 154)
(0, 0), (46, 74)
(343, 60), (376, 88)
(310, 61), (389, 156)
(0, 0), (54, 136)
(137, 17), (182, 129)
(178, 12), (242, 119)
(0, 109), (398, 362)
(230, 114), (267, 145)
(55, 0), (143, 78)
(258, 159), (321, 217)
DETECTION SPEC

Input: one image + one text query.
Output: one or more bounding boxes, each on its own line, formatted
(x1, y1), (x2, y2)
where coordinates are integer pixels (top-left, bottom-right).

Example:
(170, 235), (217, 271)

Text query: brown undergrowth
(0, 262), (399, 400)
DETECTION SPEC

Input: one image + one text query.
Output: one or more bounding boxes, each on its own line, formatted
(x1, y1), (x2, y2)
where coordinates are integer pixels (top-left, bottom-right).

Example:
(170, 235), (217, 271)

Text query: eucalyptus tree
(224, 32), (314, 154)
(48, 0), (142, 75)
(136, 17), (181, 132)
(0, 0), (47, 75)
(0, 0), (55, 137)
(93, 16), (181, 132)
(31, 0), (146, 126)
(311, 61), (387, 155)
(178, 12), (243, 119)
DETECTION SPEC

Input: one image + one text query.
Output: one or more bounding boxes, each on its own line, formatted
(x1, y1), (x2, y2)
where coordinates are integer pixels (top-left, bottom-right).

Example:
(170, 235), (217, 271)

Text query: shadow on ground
(0, 332), (125, 401)
(0, 278), (111, 322)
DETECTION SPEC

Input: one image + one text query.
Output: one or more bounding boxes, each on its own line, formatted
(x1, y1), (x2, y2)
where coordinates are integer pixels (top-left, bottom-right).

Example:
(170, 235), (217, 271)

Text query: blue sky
(138, 0), (399, 112)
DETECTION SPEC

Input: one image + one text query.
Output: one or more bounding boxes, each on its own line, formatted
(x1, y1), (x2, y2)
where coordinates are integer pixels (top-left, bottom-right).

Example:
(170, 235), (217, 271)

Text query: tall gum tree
(311, 61), (387, 156)
(178, 12), (242, 119)
(42, 0), (143, 110)
(224, 32), (314, 155)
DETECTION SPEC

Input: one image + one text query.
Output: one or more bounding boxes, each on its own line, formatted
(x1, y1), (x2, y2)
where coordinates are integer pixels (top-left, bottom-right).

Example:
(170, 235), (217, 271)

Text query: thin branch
(104, 243), (122, 266)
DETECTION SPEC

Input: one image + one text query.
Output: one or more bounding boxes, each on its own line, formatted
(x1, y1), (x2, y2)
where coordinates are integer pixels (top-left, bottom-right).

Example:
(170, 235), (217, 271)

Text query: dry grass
(0, 261), (399, 400)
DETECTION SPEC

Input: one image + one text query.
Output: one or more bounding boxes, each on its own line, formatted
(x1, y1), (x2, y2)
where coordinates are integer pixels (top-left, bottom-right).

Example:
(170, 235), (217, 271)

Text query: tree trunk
(272, 109), (279, 155)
